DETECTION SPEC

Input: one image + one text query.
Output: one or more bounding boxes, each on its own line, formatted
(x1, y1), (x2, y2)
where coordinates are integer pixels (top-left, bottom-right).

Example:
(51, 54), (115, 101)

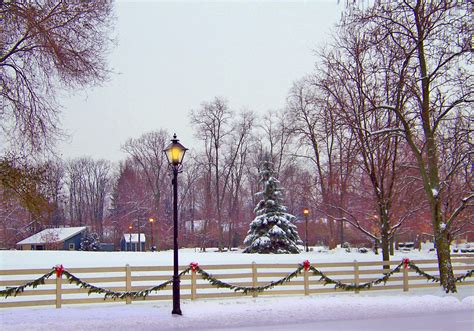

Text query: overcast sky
(58, 0), (343, 162)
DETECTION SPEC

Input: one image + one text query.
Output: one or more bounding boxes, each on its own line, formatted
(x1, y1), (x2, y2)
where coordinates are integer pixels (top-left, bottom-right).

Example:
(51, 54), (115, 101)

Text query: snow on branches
(243, 158), (302, 254)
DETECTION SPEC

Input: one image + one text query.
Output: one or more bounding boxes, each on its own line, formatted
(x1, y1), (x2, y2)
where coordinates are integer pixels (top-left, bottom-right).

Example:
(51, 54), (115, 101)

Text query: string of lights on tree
(1, 261), (472, 299)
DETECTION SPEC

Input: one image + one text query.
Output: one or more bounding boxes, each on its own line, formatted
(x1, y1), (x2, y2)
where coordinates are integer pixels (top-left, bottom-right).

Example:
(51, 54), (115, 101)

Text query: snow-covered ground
(1, 248), (473, 330)
(1, 291), (473, 331)
(0, 247), (446, 269)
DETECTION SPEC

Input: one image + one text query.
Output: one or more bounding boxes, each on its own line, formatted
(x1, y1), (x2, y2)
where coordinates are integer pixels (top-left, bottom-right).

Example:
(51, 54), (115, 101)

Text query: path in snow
(1, 293), (473, 331)
(220, 311), (474, 331)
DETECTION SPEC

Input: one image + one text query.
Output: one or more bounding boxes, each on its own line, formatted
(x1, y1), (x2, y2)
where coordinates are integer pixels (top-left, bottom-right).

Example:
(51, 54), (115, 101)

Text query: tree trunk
(389, 236), (394, 256)
(435, 232), (456, 293)
(381, 233), (390, 270)
(432, 203), (456, 292)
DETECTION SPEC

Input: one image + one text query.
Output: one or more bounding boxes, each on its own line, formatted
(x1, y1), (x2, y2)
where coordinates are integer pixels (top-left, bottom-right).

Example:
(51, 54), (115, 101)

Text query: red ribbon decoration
(55, 264), (64, 278)
(303, 260), (310, 271)
(190, 262), (199, 273)
(402, 258), (410, 270)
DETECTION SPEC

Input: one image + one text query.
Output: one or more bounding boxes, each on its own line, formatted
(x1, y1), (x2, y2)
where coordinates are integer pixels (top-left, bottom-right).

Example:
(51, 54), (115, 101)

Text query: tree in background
(121, 130), (170, 220)
(243, 158), (302, 254)
(66, 158), (111, 237)
(288, 77), (357, 248)
(1, 1), (115, 153)
(344, 0), (473, 292)
(80, 230), (100, 251)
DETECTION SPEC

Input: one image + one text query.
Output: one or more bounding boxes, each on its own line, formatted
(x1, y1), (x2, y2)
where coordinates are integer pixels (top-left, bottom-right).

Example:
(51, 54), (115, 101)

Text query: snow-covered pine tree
(243, 158), (302, 254)
(80, 231), (101, 251)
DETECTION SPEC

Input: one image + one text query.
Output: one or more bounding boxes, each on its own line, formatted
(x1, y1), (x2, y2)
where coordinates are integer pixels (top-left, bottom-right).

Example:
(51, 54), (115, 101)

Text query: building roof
(122, 233), (146, 243)
(17, 227), (87, 245)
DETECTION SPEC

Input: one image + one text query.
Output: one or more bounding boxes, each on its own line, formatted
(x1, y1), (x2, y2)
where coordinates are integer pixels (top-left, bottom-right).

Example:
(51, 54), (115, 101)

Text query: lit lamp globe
(164, 134), (188, 167)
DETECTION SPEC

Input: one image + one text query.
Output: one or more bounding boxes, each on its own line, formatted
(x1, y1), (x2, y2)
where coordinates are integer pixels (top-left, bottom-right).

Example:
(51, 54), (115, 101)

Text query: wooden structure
(0, 256), (472, 309)
(120, 233), (146, 251)
(16, 227), (87, 251)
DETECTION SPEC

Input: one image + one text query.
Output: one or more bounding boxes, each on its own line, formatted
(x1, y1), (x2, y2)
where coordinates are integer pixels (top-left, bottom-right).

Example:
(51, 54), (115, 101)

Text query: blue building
(120, 233), (146, 251)
(17, 227), (87, 250)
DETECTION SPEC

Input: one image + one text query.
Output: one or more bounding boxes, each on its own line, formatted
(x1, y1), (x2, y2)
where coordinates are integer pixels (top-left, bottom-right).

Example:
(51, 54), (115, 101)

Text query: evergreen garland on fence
(0, 269), (55, 298)
(307, 263), (404, 291)
(406, 261), (474, 284)
(62, 267), (192, 300)
(406, 261), (440, 282)
(1, 261), (473, 300)
(455, 269), (474, 283)
(195, 265), (304, 294)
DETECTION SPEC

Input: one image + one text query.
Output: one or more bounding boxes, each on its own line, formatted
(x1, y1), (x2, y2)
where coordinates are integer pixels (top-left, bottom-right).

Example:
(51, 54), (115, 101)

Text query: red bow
(190, 262), (199, 272)
(303, 260), (310, 271)
(402, 258), (410, 269)
(55, 264), (64, 278)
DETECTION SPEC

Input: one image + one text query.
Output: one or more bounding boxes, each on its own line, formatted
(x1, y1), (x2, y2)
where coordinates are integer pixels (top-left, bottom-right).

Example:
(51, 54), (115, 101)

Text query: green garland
(62, 267), (192, 300)
(0, 269), (55, 298)
(195, 265), (304, 294)
(307, 263), (404, 291)
(456, 269), (474, 282)
(407, 261), (474, 284)
(1, 262), (473, 300)
(406, 261), (440, 282)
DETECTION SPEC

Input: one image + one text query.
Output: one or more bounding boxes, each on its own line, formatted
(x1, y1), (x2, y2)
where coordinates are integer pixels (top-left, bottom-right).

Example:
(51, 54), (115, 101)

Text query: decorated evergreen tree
(243, 158), (302, 254)
(80, 231), (101, 251)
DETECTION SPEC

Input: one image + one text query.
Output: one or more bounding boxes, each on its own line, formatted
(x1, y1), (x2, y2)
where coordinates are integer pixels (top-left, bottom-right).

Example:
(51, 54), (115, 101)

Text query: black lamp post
(149, 218), (155, 251)
(128, 225), (133, 252)
(303, 208), (309, 252)
(163, 133), (188, 316)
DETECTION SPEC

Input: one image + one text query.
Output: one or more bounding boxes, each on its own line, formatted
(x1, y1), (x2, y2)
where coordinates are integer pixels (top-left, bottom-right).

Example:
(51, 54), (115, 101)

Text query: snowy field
(1, 248), (473, 330)
(0, 247), (449, 269)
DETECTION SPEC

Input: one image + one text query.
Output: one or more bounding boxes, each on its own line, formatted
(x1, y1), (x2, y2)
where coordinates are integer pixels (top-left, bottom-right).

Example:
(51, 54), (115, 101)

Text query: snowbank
(1, 293), (473, 331)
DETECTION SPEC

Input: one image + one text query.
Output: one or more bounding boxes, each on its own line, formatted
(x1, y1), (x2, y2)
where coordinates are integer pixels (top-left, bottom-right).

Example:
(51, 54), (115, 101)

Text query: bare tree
(345, 0), (473, 292)
(314, 26), (424, 265)
(66, 157), (111, 236)
(121, 130), (170, 220)
(222, 111), (255, 249)
(258, 110), (294, 177)
(288, 76), (358, 248)
(40, 159), (66, 227)
(190, 97), (233, 250)
(1, 1), (115, 153)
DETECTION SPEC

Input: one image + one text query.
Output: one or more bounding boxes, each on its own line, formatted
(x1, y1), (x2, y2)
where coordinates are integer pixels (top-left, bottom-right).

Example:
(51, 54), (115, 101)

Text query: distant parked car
(398, 242), (414, 252)
(454, 243), (474, 253)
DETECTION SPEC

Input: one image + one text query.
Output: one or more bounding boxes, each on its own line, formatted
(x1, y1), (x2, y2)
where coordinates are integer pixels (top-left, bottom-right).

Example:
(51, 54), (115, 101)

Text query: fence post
(304, 267), (309, 296)
(252, 262), (258, 298)
(125, 264), (132, 304)
(403, 264), (409, 292)
(354, 260), (360, 294)
(191, 269), (197, 300)
(55, 273), (62, 309)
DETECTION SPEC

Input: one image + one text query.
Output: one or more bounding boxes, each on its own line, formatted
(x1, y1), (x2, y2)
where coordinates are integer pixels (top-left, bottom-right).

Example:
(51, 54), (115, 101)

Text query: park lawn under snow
(0, 249), (473, 330)
(0, 247), (444, 269)
(1, 289), (473, 330)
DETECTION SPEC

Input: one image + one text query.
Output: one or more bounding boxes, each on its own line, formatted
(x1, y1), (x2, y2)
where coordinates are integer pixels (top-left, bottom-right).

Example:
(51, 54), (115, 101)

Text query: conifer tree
(80, 231), (101, 251)
(243, 158), (302, 254)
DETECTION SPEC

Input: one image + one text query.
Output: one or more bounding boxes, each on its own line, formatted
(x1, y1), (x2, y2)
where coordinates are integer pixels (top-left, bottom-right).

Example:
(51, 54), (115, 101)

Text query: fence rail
(1, 257), (473, 309)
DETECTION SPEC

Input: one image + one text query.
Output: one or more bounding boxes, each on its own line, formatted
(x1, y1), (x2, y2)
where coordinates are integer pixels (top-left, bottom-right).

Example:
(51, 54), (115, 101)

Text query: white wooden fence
(1, 257), (473, 308)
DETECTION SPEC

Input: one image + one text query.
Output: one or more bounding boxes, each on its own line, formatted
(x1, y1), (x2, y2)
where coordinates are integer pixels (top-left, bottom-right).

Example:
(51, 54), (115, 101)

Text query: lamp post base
(172, 276), (182, 315)
(172, 308), (182, 316)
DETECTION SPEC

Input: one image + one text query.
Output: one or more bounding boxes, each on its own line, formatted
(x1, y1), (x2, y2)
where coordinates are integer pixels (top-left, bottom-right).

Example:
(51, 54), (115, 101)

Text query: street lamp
(163, 133), (188, 316)
(303, 208), (310, 252)
(128, 225), (133, 252)
(149, 218), (155, 251)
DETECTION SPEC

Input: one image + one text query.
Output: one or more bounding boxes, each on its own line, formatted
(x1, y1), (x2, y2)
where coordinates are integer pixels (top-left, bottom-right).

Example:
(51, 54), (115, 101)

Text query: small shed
(120, 233), (146, 251)
(17, 227), (87, 251)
